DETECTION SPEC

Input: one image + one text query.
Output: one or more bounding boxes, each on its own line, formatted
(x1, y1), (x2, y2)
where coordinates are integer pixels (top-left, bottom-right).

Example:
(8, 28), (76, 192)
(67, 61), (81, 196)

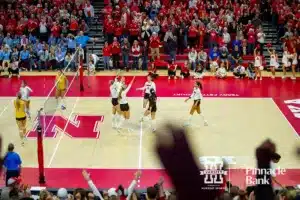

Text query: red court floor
(0, 76), (299, 189)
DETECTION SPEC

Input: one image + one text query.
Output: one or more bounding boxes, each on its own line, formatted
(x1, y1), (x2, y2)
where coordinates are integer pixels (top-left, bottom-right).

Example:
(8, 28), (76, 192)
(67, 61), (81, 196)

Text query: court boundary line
(0, 96), (275, 99)
(270, 98), (300, 139)
(47, 97), (80, 167)
(0, 99), (13, 118)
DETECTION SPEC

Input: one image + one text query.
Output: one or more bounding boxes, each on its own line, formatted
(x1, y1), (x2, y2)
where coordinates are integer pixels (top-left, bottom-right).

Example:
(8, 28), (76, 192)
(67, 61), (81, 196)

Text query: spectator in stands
(247, 62), (256, 79)
(208, 28), (218, 49)
(209, 46), (220, 70)
(141, 21), (151, 41)
(149, 62), (158, 79)
(104, 17), (114, 44)
(121, 38), (130, 70)
(247, 28), (256, 54)
(38, 47), (49, 72)
(67, 34), (77, 54)
(55, 47), (65, 70)
(216, 62), (227, 79)
(168, 36), (177, 62)
(270, 153), (285, 188)
(129, 18), (140, 45)
(131, 40), (141, 70)
(102, 41), (111, 70)
(1, 177), (22, 199)
(198, 49), (208, 69)
(29, 47), (38, 71)
(48, 49), (57, 70)
(188, 23), (198, 48)
(141, 40), (149, 71)
(219, 46), (229, 70)
(65, 52), (75, 71)
(39, 17), (48, 42)
(19, 46), (30, 71)
(39, 189), (52, 200)
(57, 188), (68, 200)
(2, 46), (10, 73)
(233, 63), (246, 79)
(8, 58), (19, 78)
(176, 26), (187, 55)
(149, 32), (161, 61)
(168, 60), (177, 79)
(84, 1), (94, 27)
(3, 143), (22, 186)
(222, 27), (231, 46)
(188, 47), (197, 70)
(111, 37), (121, 69)
(194, 63), (205, 79)
(257, 27), (266, 52)
(180, 61), (190, 79)
(231, 45), (243, 68)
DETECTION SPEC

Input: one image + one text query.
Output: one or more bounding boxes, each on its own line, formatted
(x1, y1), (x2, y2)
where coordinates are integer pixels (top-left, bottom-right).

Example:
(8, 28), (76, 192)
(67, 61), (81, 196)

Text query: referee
(3, 143), (22, 186)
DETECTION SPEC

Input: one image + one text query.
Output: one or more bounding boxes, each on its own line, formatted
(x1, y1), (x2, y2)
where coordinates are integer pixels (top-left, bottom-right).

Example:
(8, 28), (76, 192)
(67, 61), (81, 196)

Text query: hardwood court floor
(0, 97), (298, 169)
(0, 75), (299, 189)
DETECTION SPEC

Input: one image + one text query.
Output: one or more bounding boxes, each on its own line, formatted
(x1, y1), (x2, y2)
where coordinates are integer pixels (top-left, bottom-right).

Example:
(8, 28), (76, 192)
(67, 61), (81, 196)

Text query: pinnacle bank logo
(199, 156), (236, 189)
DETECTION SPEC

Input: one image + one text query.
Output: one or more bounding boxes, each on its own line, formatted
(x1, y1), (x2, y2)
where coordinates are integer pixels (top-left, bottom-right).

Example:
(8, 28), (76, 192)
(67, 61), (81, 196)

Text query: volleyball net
(35, 47), (84, 183)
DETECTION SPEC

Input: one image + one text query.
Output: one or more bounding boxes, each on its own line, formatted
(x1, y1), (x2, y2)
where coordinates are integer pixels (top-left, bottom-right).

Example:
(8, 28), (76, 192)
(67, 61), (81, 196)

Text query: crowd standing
(0, 0), (96, 78)
(102, 0), (300, 79)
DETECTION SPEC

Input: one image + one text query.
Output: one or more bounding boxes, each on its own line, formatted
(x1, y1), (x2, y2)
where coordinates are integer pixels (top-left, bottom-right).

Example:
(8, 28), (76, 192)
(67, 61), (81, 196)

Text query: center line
(47, 97), (80, 167)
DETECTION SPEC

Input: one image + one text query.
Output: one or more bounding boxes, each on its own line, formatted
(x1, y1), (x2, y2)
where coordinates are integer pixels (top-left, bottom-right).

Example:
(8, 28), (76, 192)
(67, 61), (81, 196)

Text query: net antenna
(37, 108), (46, 184)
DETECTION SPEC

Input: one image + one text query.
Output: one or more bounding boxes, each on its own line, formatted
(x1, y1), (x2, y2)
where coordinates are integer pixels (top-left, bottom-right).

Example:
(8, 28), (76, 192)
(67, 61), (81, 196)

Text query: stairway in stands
(86, 0), (105, 70)
(261, 22), (283, 71)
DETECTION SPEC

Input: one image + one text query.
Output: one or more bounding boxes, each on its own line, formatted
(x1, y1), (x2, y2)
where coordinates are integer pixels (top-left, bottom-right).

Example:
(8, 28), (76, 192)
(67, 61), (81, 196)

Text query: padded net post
(37, 109), (46, 184)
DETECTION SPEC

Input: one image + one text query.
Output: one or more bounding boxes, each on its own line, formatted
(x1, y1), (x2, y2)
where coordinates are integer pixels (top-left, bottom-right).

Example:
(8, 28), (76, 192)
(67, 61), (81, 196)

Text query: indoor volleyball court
(0, 75), (299, 189)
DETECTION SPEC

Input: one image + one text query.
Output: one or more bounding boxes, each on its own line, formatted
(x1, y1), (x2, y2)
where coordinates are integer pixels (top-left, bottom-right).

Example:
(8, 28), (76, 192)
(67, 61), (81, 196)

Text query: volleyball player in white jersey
(140, 88), (157, 132)
(281, 47), (291, 79)
(110, 76), (122, 128)
(184, 81), (208, 127)
(254, 47), (263, 80)
(136, 75), (156, 109)
(291, 47), (298, 80)
(267, 48), (279, 79)
(117, 76), (135, 129)
(19, 80), (33, 119)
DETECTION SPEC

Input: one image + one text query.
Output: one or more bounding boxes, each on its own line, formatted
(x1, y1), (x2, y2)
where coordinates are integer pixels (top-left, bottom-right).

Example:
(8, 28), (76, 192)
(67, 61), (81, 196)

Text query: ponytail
(16, 93), (22, 110)
(118, 87), (124, 100)
(196, 81), (203, 90)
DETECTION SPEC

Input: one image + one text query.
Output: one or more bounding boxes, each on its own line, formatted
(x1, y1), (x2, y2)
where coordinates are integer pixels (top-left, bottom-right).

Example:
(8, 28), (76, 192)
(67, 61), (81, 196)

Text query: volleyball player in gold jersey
(55, 69), (68, 109)
(14, 92), (27, 145)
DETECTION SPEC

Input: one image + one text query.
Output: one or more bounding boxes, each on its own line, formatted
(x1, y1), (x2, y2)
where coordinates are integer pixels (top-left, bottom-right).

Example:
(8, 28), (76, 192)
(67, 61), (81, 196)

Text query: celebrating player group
(109, 72), (208, 133)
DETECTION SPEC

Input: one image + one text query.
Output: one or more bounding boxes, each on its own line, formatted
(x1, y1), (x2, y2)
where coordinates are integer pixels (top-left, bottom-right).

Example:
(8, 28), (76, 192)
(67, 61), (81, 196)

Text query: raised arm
(136, 82), (146, 91)
(26, 86), (33, 93)
(82, 170), (104, 200)
(126, 171), (141, 200)
(124, 77), (136, 94)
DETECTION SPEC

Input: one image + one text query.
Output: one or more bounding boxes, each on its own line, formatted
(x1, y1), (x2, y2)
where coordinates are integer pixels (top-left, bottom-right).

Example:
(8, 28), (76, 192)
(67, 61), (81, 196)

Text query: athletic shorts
(193, 100), (201, 107)
(144, 93), (150, 100)
(16, 117), (26, 121)
(111, 98), (119, 106)
(120, 103), (130, 112)
(148, 104), (157, 113)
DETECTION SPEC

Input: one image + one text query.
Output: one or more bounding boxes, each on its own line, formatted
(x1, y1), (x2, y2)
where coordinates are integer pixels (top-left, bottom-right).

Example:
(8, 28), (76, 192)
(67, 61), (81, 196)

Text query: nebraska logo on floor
(285, 99), (300, 119)
(26, 114), (104, 138)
